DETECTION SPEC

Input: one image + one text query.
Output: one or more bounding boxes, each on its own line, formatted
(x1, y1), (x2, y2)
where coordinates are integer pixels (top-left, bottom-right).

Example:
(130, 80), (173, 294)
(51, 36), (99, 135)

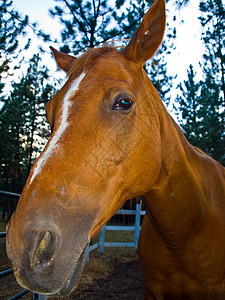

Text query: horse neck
(143, 104), (225, 245)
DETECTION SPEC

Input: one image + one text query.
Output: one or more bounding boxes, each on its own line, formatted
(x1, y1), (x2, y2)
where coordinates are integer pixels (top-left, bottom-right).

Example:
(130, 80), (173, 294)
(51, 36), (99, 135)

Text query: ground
(70, 249), (145, 300)
(0, 220), (145, 299)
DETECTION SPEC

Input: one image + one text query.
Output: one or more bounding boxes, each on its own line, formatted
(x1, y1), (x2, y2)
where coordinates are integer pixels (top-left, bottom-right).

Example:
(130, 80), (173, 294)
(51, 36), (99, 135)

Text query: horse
(6, 0), (225, 298)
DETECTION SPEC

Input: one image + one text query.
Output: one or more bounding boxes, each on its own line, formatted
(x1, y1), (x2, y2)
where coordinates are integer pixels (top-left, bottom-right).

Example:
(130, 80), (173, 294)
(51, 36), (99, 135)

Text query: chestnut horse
(6, 0), (225, 298)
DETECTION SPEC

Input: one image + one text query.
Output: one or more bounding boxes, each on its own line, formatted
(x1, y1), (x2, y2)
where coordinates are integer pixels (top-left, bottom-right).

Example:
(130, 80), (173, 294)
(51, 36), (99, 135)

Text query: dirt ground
(70, 249), (145, 300)
(1, 224), (145, 300)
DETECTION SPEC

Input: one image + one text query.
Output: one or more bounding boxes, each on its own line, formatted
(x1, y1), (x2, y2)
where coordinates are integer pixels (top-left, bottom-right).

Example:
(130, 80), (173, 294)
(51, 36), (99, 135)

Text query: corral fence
(0, 190), (145, 299)
(86, 202), (146, 263)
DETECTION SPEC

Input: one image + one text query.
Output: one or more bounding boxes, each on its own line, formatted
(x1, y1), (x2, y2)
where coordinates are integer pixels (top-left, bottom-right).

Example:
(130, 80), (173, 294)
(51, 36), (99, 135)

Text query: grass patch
(0, 220), (7, 232)
(90, 223), (136, 246)
(105, 229), (134, 243)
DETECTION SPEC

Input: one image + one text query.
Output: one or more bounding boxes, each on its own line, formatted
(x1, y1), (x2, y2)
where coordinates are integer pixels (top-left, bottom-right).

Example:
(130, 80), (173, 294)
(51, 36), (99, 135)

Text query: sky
(11, 0), (206, 117)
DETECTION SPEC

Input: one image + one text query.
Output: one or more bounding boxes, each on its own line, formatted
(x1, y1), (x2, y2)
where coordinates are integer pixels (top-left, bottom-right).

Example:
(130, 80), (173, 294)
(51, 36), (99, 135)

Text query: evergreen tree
(0, 0), (29, 94)
(199, 0), (225, 116)
(0, 0), (52, 98)
(146, 34), (176, 105)
(22, 55), (54, 173)
(199, 0), (224, 163)
(49, 0), (173, 54)
(198, 69), (224, 162)
(175, 0), (190, 8)
(175, 0), (225, 165)
(49, 0), (126, 54)
(0, 55), (54, 192)
(175, 65), (201, 146)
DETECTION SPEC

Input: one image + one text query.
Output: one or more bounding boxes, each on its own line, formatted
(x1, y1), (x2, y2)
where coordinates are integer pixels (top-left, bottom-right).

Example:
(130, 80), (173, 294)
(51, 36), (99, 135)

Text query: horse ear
(50, 46), (76, 72)
(123, 0), (166, 65)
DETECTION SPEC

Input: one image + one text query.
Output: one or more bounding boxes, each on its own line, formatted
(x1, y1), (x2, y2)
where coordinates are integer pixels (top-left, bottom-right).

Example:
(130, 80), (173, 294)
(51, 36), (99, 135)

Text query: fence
(0, 190), (145, 299)
(86, 202), (145, 262)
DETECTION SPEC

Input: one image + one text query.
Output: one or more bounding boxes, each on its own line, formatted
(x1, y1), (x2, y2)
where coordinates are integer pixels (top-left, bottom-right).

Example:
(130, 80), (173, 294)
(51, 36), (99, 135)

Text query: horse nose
(31, 230), (59, 271)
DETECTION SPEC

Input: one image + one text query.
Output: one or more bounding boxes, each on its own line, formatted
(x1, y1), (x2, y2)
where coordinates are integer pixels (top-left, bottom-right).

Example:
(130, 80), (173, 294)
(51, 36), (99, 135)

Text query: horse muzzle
(6, 221), (89, 296)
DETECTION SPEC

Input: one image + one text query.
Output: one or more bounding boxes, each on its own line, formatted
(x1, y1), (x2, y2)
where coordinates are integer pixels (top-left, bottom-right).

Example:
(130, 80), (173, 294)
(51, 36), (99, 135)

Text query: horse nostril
(31, 230), (59, 271)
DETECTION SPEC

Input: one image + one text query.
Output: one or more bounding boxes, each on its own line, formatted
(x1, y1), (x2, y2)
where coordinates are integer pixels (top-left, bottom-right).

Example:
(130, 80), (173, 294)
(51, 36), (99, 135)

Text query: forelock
(67, 46), (119, 77)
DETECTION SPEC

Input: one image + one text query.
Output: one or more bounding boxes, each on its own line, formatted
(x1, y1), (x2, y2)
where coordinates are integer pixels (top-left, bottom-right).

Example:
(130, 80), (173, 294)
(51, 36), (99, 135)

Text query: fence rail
(0, 191), (21, 197)
(0, 190), (145, 299)
(86, 203), (146, 263)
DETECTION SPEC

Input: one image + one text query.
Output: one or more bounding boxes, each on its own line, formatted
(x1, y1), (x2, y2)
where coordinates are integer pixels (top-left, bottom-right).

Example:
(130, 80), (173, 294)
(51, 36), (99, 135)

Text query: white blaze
(29, 72), (86, 184)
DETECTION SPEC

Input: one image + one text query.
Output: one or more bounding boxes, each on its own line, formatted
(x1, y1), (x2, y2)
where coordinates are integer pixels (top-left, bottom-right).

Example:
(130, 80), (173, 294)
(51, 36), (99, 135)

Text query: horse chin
(54, 244), (88, 297)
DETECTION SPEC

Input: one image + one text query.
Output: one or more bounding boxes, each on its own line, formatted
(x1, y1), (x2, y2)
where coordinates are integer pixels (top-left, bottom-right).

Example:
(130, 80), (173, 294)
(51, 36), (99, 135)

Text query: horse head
(7, 0), (166, 296)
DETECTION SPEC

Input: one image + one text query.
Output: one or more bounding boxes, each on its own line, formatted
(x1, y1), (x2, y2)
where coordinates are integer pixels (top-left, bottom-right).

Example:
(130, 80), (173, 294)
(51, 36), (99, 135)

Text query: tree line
(0, 0), (224, 195)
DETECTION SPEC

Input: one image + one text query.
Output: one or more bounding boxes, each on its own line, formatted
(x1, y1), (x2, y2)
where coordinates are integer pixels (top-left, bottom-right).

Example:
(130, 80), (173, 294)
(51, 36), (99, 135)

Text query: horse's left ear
(50, 46), (76, 72)
(123, 0), (166, 65)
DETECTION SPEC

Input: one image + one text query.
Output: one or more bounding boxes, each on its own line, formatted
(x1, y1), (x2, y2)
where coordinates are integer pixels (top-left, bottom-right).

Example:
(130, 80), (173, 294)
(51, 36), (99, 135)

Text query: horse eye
(112, 97), (134, 111)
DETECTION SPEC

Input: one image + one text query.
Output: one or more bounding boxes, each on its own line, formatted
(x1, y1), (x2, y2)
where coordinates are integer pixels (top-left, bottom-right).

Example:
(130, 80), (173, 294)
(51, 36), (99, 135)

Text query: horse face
(7, 0), (165, 296)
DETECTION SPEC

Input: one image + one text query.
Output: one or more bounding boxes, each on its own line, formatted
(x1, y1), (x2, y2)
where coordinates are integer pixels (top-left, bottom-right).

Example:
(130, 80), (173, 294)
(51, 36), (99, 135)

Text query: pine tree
(0, 0), (53, 99)
(199, 0), (225, 163)
(22, 55), (54, 173)
(175, 65), (202, 147)
(0, 55), (54, 192)
(175, 0), (191, 8)
(199, 0), (225, 115)
(0, 0), (29, 95)
(49, 0), (174, 54)
(49, 0), (127, 54)
(198, 69), (224, 162)
(175, 0), (225, 165)
(146, 35), (176, 105)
